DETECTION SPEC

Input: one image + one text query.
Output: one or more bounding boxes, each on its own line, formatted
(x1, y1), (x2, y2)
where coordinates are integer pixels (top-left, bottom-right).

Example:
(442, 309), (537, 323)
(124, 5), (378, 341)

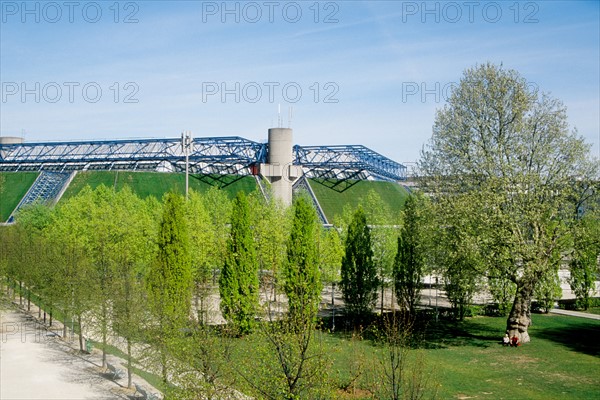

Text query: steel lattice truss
(0, 137), (267, 175)
(0, 137), (405, 183)
(294, 145), (406, 182)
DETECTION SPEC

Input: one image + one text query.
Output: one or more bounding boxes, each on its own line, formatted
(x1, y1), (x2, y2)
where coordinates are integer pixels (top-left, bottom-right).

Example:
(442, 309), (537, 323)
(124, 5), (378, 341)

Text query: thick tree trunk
(506, 280), (533, 343)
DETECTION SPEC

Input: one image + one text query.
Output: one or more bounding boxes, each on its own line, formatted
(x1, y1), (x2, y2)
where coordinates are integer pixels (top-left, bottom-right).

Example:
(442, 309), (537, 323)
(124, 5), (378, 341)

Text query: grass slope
(309, 179), (409, 222)
(61, 171), (257, 201)
(0, 172), (38, 222)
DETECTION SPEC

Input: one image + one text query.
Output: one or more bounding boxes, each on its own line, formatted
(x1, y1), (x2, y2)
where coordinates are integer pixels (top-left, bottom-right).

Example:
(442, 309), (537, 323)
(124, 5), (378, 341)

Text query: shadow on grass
(322, 312), (504, 350)
(419, 319), (502, 349)
(534, 321), (600, 357)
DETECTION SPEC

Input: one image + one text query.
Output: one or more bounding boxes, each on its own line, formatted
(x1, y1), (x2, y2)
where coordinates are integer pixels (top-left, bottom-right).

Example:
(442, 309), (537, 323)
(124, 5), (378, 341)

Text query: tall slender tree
(147, 192), (193, 383)
(284, 196), (322, 324)
(186, 190), (213, 323)
(110, 187), (155, 388)
(394, 193), (428, 316)
(219, 191), (259, 334)
(363, 190), (399, 313)
(341, 207), (378, 323)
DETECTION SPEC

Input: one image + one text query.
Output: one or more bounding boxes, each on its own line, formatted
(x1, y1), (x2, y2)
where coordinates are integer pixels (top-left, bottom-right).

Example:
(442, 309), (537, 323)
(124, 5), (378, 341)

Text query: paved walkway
(548, 308), (600, 320)
(0, 299), (157, 399)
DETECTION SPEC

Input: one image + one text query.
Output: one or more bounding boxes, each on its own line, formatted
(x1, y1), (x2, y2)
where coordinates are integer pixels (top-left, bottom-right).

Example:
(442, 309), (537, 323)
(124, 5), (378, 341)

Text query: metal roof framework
(0, 137), (406, 185)
(0, 137), (267, 175)
(293, 144), (406, 183)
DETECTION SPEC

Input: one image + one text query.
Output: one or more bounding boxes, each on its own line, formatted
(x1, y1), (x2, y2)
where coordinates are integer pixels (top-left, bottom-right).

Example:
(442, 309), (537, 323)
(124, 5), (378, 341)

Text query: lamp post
(181, 131), (192, 199)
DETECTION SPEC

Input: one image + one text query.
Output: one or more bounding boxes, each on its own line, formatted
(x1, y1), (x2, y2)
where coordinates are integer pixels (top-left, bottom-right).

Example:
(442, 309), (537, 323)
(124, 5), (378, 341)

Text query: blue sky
(1, 1), (598, 165)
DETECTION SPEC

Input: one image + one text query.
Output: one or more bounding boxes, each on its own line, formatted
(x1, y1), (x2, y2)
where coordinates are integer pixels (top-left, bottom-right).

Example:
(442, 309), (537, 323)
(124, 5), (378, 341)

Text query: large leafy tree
(341, 207), (378, 322)
(219, 191), (259, 334)
(284, 196), (322, 324)
(420, 63), (596, 342)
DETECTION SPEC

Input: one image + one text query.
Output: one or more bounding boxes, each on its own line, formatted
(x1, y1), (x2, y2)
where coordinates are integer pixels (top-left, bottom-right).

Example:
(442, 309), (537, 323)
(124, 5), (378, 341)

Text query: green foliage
(186, 190), (214, 323)
(237, 321), (332, 400)
(147, 192), (193, 383)
(148, 192), (193, 328)
(370, 317), (438, 400)
(434, 213), (483, 321)
(394, 193), (428, 315)
(203, 186), (232, 278)
(285, 197), (322, 324)
(341, 207), (378, 321)
(249, 190), (289, 304)
(569, 206), (600, 310)
(168, 326), (235, 399)
(534, 268), (562, 313)
(219, 191), (259, 334)
(318, 227), (344, 286)
(487, 276), (516, 316)
(363, 190), (400, 313)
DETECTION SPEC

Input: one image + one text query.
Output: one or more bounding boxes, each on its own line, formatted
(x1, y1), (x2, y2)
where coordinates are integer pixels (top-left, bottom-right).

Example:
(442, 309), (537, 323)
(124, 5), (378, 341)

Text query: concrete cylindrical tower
(267, 128), (294, 205)
(268, 128), (293, 165)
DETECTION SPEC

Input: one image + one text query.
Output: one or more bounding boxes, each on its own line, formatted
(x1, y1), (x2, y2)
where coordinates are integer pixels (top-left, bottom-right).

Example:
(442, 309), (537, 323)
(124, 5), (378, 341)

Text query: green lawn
(0, 172), (38, 222)
(324, 314), (600, 399)
(421, 314), (600, 399)
(309, 179), (409, 222)
(226, 313), (600, 399)
(61, 171), (257, 201)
